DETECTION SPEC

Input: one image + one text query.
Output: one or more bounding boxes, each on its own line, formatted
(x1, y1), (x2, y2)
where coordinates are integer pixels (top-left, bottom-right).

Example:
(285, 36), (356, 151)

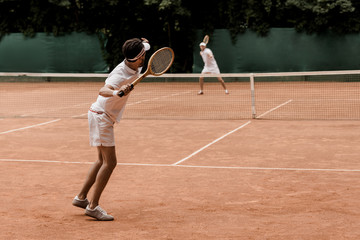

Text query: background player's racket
(119, 47), (175, 97)
(203, 35), (209, 44)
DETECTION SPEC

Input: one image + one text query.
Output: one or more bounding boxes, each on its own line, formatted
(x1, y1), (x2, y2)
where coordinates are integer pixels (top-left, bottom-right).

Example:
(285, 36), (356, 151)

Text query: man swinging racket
(72, 38), (151, 221)
(198, 35), (229, 95)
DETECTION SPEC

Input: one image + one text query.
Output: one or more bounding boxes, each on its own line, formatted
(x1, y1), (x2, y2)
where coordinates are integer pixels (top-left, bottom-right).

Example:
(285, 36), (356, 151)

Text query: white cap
(199, 42), (206, 47)
(143, 42), (150, 51)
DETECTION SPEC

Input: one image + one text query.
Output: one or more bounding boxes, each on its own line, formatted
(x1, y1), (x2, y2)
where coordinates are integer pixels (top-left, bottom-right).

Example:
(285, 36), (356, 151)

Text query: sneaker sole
(85, 211), (114, 221)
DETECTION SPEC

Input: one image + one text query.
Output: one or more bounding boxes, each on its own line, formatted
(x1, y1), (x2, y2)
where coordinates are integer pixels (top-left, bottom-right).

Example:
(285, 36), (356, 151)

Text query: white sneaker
(85, 205), (114, 221)
(197, 90), (204, 95)
(72, 196), (89, 209)
(225, 90), (229, 94)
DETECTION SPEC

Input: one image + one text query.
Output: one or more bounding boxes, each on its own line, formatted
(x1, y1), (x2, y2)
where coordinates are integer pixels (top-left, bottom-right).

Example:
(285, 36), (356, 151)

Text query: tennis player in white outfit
(198, 42), (229, 95)
(72, 38), (150, 221)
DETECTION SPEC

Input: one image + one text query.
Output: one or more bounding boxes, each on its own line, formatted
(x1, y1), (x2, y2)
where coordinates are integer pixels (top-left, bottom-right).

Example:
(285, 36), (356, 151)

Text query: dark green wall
(193, 29), (360, 73)
(0, 33), (107, 73)
(2, 29), (360, 73)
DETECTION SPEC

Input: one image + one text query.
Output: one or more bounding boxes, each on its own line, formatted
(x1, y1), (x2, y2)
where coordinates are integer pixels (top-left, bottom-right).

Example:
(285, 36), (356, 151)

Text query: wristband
(113, 90), (119, 97)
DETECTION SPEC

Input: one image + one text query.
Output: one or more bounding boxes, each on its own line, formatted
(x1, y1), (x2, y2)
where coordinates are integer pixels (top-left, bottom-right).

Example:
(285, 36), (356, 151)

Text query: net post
(250, 73), (256, 119)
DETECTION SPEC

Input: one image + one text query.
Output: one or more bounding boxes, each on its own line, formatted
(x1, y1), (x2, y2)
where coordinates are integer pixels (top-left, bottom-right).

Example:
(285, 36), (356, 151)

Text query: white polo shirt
(90, 61), (142, 123)
(200, 48), (220, 74)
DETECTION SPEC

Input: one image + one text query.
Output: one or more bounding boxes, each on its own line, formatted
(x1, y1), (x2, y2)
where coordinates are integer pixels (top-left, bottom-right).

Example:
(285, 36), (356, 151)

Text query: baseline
(0, 158), (359, 172)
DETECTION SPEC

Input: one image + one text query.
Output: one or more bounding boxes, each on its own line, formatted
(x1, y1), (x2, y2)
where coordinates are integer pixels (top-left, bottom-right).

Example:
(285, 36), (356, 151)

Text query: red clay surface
(1, 118), (360, 239)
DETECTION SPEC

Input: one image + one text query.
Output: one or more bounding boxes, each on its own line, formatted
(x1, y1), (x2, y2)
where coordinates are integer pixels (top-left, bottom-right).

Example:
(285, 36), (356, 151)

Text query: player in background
(72, 38), (150, 221)
(198, 42), (229, 95)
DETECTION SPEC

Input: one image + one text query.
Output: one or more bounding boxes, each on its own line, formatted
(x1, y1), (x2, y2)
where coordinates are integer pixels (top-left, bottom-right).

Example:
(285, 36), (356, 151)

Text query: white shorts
(88, 110), (115, 147)
(201, 67), (220, 74)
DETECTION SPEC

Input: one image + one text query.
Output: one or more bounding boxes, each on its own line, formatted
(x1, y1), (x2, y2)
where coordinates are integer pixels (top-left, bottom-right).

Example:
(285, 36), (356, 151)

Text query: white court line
(0, 119), (61, 135)
(256, 99), (293, 119)
(70, 91), (192, 118)
(0, 159), (359, 172)
(21, 102), (90, 118)
(176, 164), (360, 172)
(172, 121), (252, 166)
(0, 159), (93, 164)
(127, 91), (192, 106)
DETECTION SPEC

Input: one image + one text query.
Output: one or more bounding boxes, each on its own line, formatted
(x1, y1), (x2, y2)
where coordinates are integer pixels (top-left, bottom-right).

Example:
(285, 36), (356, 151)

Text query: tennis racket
(203, 35), (209, 44)
(119, 47), (175, 97)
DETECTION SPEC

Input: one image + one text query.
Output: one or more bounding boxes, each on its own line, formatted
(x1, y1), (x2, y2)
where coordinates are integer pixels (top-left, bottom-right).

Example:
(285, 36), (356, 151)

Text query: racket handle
(118, 84), (134, 97)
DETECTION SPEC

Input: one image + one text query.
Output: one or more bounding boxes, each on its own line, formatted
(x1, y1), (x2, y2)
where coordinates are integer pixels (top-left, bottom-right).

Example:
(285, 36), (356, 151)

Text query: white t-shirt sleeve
(105, 73), (125, 89)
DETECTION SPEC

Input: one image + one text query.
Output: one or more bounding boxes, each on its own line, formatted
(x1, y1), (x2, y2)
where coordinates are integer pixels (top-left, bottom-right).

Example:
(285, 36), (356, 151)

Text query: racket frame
(203, 35), (209, 44)
(118, 47), (174, 97)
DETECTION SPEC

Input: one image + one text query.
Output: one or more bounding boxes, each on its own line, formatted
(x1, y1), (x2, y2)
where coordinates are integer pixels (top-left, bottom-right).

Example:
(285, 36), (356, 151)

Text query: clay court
(1, 78), (360, 239)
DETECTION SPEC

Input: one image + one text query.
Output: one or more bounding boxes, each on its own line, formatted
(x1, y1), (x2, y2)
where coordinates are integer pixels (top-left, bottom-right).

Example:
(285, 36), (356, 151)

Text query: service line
(0, 119), (61, 135)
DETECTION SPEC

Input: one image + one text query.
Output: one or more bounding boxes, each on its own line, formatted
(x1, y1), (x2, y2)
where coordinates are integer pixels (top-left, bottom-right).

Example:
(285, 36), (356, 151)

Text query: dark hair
(122, 38), (144, 62)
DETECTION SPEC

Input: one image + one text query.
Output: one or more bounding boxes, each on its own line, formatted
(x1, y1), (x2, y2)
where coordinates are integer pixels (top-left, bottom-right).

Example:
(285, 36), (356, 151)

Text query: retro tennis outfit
(88, 61), (142, 147)
(200, 48), (220, 74)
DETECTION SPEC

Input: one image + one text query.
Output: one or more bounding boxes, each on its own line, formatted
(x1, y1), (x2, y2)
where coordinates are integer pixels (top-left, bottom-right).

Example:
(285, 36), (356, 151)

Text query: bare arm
(99, 84), (132, 97)
(99, 84), (115, 97)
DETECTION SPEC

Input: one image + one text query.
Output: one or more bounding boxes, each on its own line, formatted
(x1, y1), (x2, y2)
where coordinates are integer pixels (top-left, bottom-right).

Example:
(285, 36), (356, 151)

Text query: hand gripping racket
(203, 35), (209, 44)
(118, 47), (175, 97)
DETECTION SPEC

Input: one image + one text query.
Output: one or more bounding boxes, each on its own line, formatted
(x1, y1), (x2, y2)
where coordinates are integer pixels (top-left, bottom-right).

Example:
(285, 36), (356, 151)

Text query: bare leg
(77, 149), (103, 200)
(88, 146), (117, 209)
(198, 76), (204, 94)
(77, 146), (117, 209)
(217, 76), (227, 90)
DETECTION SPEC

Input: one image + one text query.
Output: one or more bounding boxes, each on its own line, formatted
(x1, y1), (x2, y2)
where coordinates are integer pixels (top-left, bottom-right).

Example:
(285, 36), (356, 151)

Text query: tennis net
(1, 71), (359, 120)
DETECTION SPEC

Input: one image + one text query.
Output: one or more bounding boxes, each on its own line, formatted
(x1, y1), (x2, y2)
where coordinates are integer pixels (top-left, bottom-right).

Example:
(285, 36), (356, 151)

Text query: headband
(127, 42), (151, 62)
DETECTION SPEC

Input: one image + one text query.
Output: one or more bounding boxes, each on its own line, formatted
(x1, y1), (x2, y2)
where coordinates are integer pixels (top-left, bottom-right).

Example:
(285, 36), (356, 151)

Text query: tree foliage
(285, 0), (359, 34)
(1, 0), (359, 72)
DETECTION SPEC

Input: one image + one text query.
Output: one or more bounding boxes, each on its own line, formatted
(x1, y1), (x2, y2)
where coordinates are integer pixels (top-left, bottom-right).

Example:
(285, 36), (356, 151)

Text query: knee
(106, 158), (117, 171)
(94, 158), (103, 167)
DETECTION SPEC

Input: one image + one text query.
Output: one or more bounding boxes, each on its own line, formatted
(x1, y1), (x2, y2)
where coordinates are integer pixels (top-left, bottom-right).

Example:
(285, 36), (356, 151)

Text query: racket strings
(204, 36), (209, 44)
(150, 49), (173, 74)
(203, 35), (209, 44)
